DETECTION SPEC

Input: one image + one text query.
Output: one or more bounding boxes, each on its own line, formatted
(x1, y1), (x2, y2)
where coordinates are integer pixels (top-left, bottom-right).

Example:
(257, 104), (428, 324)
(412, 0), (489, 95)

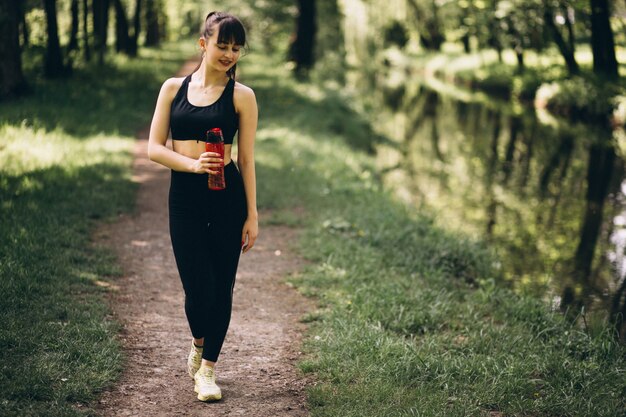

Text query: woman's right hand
(191, 151), (224, 175)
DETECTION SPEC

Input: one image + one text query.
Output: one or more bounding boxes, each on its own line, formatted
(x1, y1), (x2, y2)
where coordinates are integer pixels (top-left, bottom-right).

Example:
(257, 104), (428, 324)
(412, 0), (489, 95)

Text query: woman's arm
(147, 78), (214, 174)
(234, 83), (259, 253)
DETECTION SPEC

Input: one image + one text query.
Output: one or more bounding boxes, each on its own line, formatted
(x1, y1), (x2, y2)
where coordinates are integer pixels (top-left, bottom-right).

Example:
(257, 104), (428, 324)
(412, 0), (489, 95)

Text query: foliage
(511, 68), (544, 100)
(537, 77), (620, 122)
(454, 63), (515, 97)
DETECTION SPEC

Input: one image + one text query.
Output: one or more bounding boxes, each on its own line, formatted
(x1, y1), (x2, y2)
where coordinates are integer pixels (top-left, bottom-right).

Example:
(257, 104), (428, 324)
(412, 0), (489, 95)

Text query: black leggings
(168, 161), (247, 362)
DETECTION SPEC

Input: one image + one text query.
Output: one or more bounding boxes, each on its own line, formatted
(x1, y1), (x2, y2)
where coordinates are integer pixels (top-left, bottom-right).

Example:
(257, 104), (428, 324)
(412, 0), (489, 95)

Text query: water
(361, 68), (626, 311)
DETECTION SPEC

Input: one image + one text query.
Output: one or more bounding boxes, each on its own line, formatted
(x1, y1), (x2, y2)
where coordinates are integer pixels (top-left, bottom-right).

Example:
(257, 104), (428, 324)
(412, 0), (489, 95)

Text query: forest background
(1, 0), (626, 416)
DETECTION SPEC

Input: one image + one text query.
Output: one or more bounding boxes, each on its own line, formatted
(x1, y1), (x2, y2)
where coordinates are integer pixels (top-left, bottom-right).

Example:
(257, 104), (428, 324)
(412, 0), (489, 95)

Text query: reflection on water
(363, 69), (626, 316)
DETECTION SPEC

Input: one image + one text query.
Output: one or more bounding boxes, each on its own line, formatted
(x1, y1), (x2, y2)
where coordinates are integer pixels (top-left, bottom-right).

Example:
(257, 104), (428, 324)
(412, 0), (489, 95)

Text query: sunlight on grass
(0, 124), (133, 176)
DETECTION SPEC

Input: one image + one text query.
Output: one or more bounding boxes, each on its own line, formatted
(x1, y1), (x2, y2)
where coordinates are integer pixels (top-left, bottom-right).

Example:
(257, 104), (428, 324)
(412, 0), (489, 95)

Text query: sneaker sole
(194, 385), (222, 401)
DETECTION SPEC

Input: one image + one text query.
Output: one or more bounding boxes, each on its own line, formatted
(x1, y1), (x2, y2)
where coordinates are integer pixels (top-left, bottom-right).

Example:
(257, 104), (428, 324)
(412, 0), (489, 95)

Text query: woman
(147, 11), (258, 402)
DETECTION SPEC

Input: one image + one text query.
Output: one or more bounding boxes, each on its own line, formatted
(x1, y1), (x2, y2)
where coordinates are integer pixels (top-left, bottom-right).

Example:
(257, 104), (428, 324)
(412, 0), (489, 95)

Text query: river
(358, 65), (626, 313)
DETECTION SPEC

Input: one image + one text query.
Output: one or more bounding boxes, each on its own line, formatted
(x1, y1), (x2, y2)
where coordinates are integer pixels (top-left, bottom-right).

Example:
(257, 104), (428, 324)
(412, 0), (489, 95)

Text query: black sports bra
(170, 74), (238, 145)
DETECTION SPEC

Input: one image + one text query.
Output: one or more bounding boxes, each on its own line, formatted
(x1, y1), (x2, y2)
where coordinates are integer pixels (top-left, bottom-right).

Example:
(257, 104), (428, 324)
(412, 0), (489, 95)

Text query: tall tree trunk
(93, 0), (110, 64)
(288, 0), (316, 77)
(112, 0), (130, 53)
(17, 0), (28, 47)
(68, 0), (79, 51)
(82, 0), (90, 61)
(544, 5), (579, 75)
(43, 0), (66, 77)
(590, 0), (619, 79)
(0, 0), (26, 98)
(157, 0), (166, 41)
(128, 0), (141, 56)
(144, 0), (159, 46)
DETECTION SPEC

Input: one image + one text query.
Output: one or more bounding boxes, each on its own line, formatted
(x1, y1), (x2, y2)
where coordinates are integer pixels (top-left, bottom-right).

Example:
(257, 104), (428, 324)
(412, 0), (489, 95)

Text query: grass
(243, 52), (626, 416)
(0, 42), (192, 416)
(3, 34), (624, 416)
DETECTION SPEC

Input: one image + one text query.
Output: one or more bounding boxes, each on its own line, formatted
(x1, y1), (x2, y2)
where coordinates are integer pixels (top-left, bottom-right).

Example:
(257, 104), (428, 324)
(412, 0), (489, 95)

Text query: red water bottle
(205, 128), (226, 190)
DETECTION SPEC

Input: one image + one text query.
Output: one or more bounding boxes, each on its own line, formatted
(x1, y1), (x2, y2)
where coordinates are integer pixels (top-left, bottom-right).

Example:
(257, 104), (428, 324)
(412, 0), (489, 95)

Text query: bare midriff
(172, 140), (232, 166)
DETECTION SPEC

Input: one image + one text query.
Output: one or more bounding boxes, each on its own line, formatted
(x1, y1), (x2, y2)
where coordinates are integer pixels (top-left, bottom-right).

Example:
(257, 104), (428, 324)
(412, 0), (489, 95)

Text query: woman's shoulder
(233, 80), (256, 104)
(162, 76), (186, 92)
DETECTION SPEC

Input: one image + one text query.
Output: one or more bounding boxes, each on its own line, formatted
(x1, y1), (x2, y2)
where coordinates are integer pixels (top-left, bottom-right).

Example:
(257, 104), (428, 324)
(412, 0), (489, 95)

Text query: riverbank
(247, 52), (626, 416)
(382, 45), (626, 127)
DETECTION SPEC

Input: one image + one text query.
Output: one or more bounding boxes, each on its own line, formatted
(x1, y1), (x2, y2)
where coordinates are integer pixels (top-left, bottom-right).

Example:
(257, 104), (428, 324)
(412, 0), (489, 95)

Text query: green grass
(0, 42), (192, 416)
(244, 53), (626, 417)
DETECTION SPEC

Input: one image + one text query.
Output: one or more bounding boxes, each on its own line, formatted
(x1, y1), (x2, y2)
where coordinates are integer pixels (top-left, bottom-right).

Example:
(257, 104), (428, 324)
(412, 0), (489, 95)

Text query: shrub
(536, 77), (618, 122)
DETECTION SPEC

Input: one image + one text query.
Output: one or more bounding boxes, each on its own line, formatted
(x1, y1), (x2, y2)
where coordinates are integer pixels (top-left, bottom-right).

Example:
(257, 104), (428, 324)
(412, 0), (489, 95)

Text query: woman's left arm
(235, 83), (259, 253)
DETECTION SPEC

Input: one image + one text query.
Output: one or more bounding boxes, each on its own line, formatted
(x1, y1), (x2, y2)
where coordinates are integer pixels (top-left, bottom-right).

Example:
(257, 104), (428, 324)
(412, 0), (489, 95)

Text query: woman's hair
(193, 11), (247, 80)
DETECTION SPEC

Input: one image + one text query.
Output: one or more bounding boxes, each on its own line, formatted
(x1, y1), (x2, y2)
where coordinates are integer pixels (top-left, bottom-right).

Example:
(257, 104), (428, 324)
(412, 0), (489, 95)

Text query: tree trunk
(128, 0), (141, 56)
(43, 0), (66, 77)
(288, 0), (316, 77)
(589, 0), (619, 79)
(407, 0), (443, 50)
(544, 5), (579, 75)
(0, 0), (26, 98)
(515, 47), (524, 71)
(610, 276), (626, 342)
(68, 0), (79, 51)
(144, 0), (159, 46)
(112, 0), (130, 53)
(461, 31), (470, 53)
(93, 0), (110, 64)
(82, 0), (90, 61)
(17, 0), (28, 47)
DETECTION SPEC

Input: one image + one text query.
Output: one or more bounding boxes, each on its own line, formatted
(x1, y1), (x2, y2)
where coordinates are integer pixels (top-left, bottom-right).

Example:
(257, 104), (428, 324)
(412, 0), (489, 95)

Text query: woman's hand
(190, 151), (223, 175)
(241, 216), (258, 254)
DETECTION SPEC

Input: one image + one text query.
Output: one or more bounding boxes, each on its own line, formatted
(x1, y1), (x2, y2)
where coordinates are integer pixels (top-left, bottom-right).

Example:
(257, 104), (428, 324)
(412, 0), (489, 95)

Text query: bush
(455, 64), (513, 98)
(511, 70), (543, 101)
(536, 77), (618, 123)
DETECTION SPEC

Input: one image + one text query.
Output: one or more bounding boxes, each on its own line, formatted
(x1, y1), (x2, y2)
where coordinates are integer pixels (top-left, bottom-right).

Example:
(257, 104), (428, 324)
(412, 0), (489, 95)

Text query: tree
(288, 0), (317, 76)
(589, 0), (618, 79)
(543, 1), (579, 75)
(83, 0), (91, 61)
(43, 0), (67, 77)
(144, 0), (160, 46)
(0, 0), (26, 98)
(128, 0), (141, 56)
(68, 0), (79, 51)
(93, 0), (111, 64)
(113, 0), (131, 54)
(407, 0), (444, 51)
(17, 0), (29, 47)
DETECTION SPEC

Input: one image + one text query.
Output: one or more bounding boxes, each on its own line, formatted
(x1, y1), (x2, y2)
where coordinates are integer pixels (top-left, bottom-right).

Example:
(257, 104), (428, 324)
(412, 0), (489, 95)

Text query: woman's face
(201, 27), (241, 73)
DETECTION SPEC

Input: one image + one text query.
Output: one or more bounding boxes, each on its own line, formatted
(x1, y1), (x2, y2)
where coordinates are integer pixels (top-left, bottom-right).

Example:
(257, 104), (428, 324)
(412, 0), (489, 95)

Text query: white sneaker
(194, 365), (222, 401)
(187, 340), (203, 379)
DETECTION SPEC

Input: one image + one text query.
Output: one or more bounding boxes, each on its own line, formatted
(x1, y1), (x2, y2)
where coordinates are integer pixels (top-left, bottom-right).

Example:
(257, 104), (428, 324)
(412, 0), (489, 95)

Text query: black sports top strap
(169, 75), (239, 144)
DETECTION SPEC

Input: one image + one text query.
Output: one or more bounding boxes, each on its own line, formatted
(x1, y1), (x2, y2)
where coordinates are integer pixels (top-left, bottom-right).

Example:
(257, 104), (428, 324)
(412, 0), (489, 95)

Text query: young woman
(147, 11), (258, 402)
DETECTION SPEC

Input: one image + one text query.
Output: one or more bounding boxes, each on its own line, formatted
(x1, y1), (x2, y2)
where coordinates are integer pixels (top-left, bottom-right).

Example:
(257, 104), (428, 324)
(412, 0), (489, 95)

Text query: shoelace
(197, 367), (216, 385)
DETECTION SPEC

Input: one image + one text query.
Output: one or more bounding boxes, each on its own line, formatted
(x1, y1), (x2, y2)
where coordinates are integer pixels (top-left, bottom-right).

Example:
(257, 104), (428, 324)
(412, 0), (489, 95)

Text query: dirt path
(93, 60), (313, 416)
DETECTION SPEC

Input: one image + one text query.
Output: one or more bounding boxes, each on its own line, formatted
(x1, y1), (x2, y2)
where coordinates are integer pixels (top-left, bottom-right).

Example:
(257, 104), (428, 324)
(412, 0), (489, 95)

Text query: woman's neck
(194, 62), (228, 87)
